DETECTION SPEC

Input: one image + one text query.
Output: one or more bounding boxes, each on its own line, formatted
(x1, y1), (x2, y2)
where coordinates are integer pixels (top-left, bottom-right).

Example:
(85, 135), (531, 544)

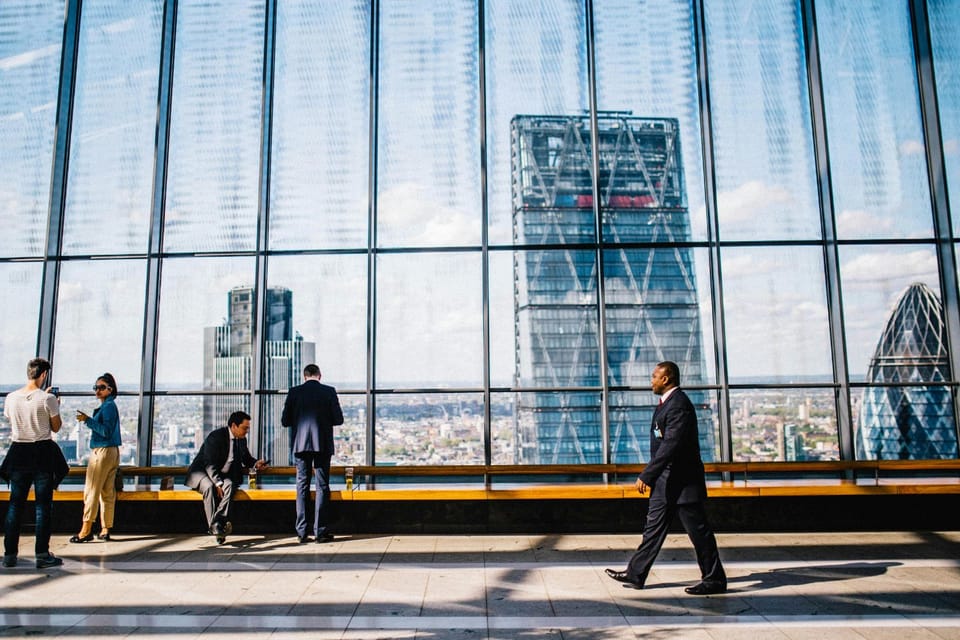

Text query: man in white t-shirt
(2, 358), (65, 569)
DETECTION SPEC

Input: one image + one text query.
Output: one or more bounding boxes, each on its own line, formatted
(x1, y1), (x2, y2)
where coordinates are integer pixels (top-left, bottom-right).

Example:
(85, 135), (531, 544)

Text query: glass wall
(1, 0), (958, 468)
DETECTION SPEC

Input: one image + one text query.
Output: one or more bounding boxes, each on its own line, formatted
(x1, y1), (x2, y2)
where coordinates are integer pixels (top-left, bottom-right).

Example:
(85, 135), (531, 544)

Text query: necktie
(232, 438), (242, 471)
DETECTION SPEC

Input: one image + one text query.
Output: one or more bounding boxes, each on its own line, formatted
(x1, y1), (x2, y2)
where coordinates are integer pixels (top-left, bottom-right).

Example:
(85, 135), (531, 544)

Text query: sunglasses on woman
(93, 384), (110, 391)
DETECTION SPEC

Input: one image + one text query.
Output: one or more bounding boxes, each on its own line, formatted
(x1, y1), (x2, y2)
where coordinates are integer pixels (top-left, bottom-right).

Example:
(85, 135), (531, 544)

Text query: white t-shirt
(3, 388), (60, 443)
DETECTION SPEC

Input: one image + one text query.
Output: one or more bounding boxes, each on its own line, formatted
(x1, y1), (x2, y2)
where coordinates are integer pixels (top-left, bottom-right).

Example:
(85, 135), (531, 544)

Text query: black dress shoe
(97, 532), (111, 541)
(604, 568), (643, 589)
(316, 533), (335, 543)
(69, 533), (94, 543)
(298, 535), (312, 544)
(684, 582), (727, 595)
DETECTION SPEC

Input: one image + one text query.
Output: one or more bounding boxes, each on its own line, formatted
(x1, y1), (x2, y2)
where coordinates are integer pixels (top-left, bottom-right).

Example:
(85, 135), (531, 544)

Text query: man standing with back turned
(605, 361), (727, 595)
(282, 364), (343, 543)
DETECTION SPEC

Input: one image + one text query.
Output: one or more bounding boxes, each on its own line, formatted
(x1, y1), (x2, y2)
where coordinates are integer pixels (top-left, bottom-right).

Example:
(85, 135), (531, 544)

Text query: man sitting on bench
(185, 411), (267, 544)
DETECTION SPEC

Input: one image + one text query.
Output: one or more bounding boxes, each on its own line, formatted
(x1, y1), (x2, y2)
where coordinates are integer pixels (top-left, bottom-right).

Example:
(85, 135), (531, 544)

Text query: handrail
(64, 459), (960, 482)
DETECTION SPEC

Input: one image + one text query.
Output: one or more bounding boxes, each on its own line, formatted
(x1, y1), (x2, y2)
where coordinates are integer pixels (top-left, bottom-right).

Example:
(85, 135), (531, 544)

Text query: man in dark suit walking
(605, 361), (727, 595)
(281, 364), (344, 543)
(185, 411), (266, 544)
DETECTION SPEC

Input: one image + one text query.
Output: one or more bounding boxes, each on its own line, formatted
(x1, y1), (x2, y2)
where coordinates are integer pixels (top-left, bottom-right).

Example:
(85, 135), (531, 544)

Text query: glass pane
(374, 392), (484, 464)
(62, 0), (162, 255)
(375, 253), (482, 388)
(512, 248), (599, 388)
(730, 388), (839, 461)
(928, 0), (960, 236)
(261, 392), (366, 466)
(377, 0), (481, 247)
(594, 0), (707, 240)
(154, 256), (256, 390)
(0, 262), (43, 458)
(512, 391), (602, 464)
(163, 0), (265, 252)
(269, 0), (369, 250)
(854, 384), (956, 460)
(722, 246), (832, 382)
(817, 0), (934, 239)
(0, 262), (42, 388)
(0, 0), (64, 257)
(151, 394), (249, 465)
(265, 255), (367, 389)
(610, 389), (719, 464)
(485, 0), (589, 244)
(489, 391), (516, 464)
(56, 395), (139, 465)
(604, 245), (715, 388)
(839, 244), (942, 383)
(53, 259), (146, 388)
(704, 0), (821, 240)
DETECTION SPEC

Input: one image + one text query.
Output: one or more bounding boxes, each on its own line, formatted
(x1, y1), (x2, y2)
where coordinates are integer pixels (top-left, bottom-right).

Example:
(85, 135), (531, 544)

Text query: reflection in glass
(269, 0), (369, 250)
(730, 388), (838, 461)
(722, 246), (832, 382)
(704, 0), (820, 240)
(839, 244), (940, 381)
(928, 0), (960, 236)
(377, 0), (481, 248)
(151, 395), (249, 465)
(0, 0), (64, 257)
(0, 262), (42, 387)
(610, 390), (718, 464)
(375, 253), (482, 388)
(485, 0), (588, 244)
(594, 0), (707, 240)
(154, 257), (256, 391)
(56, 394), (139, 466)
(817, 0), (934, 239)
(374, 393), (483, 465)
(163, 0), (264, 252)
(266, 255), (367, 390)
(62, 0), (162, 255)
(53, 259), (146, 387)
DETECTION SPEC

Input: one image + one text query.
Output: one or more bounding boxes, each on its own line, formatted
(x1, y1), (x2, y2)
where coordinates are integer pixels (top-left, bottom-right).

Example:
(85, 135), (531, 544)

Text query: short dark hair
(98, 372), (118, 398)
(27, 357), (51, 381)
(303, 364), (321, 378)
(228, 410), (251, 427)
(656, 360), (681, 387)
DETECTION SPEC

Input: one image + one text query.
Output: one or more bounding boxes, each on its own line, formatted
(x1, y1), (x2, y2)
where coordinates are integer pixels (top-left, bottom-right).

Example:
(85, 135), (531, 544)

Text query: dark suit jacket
(281, 379), (344, 457)
(638, 388), (708, 505)
(184, 427), (256, 489)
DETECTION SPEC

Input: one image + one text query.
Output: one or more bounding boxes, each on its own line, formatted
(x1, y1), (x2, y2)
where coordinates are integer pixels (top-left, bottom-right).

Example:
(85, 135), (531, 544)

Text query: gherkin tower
(856, 283), (958, 460)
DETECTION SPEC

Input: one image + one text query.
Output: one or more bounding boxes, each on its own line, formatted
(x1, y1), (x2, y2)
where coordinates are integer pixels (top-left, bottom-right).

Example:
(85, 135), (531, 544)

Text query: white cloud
(378, 182), (476, 245)
(716, 180), (792, 224)
(899, 139), (925, 156)
(841, 248), (937, 284)
(835, 208), (897, 237)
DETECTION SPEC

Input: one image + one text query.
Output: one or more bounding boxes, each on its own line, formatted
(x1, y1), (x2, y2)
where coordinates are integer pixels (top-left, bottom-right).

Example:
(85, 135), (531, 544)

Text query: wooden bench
(3, 460), (958, 502)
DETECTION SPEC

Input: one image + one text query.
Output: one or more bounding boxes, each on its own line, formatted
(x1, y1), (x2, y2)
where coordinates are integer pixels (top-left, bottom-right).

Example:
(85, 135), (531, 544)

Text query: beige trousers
(82, 446), (119, 527)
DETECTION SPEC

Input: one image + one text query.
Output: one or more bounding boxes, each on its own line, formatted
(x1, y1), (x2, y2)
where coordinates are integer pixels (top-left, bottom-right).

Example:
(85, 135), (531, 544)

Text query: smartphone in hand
(48, 386), (60, 397)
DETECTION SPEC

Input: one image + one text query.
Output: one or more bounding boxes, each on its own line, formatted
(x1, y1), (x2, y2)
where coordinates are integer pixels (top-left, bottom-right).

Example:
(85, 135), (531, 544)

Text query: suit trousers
(194, 475), (236, 531)
(627, 493), (726, 587)
(82, 446), (119, 528)
(294, 453), (331, 537)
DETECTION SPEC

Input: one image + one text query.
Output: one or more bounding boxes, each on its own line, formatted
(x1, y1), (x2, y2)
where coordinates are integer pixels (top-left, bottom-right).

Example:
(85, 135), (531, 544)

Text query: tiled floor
(1, 530), (958, 639)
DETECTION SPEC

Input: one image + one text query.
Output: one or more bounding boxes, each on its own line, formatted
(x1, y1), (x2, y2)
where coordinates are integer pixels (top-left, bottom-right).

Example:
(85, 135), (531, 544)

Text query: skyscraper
(856, 283), (958, 460)
(203, 286), (315, 463)
(511, 114), (715, 464)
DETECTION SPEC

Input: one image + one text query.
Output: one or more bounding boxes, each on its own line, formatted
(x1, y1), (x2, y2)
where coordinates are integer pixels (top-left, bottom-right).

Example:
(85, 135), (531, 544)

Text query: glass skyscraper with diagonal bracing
(511, 114), (715, 464)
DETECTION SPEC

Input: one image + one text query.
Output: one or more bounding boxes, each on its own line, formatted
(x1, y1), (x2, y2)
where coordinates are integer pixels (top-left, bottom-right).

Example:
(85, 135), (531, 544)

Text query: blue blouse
(85, 396), (122, 448)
